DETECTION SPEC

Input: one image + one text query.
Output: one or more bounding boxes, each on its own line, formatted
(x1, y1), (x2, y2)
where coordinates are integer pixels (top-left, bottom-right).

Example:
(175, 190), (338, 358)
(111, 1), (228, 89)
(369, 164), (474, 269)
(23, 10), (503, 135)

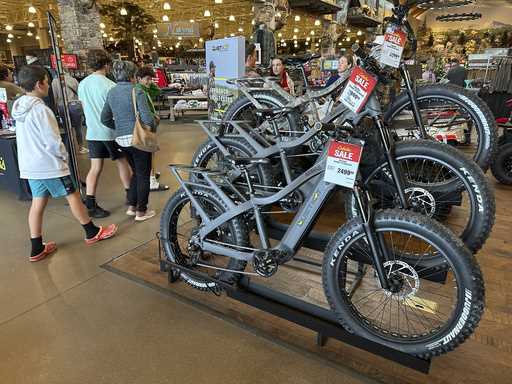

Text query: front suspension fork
(399, 64), (427, 138)
(353, 183), (390, 290)
(374, 117), (410, 209)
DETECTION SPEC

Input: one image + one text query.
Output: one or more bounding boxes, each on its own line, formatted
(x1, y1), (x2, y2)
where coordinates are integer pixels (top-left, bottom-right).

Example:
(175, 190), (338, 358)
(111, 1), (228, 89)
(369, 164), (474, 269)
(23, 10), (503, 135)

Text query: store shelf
(289, 0), (343, 15)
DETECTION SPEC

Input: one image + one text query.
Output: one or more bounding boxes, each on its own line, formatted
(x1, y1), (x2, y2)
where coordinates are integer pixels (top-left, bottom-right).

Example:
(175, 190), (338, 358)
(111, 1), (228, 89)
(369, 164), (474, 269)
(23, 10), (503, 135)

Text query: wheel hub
(405, 187), (437, 217)
(383, 260), (419, 300)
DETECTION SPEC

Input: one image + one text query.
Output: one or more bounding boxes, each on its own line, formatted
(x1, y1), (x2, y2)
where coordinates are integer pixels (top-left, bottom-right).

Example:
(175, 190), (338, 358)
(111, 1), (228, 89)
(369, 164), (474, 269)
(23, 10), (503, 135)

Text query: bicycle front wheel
(322, 209), (484, 358)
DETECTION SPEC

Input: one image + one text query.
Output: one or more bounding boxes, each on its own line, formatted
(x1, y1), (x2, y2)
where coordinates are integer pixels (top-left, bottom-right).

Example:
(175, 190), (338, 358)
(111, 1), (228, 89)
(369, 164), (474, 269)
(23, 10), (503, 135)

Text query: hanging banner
(157, 22), (200, 37)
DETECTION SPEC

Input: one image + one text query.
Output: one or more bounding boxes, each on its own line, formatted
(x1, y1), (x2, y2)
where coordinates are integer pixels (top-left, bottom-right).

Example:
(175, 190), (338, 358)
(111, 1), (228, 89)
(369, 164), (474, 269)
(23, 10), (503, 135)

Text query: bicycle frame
(171, 143), (392, 290)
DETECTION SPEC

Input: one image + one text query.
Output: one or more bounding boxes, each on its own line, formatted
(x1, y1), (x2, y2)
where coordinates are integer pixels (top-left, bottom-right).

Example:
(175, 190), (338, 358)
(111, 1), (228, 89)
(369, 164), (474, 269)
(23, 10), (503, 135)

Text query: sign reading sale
(324, 140), (364, 189)
(339, 67), (377, 113)
(380, 28), (407, 68)
(50, 54), (79, 70)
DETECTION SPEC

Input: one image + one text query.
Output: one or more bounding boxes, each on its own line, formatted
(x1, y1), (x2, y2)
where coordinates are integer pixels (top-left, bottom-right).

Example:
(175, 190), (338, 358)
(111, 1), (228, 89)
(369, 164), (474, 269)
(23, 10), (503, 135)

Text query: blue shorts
(28, 176), (77, 199)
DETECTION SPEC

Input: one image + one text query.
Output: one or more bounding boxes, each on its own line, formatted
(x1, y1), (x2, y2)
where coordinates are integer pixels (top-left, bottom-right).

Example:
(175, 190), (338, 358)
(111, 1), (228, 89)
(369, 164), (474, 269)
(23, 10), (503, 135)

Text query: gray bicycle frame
(171, 146), (339, 263)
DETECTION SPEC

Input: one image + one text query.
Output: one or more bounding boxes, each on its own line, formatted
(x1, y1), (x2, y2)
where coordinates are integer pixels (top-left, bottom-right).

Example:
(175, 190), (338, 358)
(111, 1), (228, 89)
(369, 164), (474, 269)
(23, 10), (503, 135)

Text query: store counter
(0, 134), (31, 200)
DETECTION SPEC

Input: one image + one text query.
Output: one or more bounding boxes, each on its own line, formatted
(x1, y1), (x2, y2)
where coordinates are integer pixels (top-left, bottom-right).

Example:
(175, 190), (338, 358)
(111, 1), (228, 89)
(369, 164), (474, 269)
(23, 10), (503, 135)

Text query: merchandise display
(2, 0), (512, 382)
(159, 0), (494, 365)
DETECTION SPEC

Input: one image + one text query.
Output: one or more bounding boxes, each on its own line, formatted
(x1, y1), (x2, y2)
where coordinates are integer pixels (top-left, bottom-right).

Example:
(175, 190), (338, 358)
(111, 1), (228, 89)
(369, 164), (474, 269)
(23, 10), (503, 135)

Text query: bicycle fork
(353, 183), (390, 290)
(374, 116), (410, 210)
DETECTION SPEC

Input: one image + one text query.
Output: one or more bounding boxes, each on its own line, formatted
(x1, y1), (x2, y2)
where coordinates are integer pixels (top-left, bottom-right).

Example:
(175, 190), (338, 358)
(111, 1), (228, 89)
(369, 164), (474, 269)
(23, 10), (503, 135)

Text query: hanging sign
(339, 66), (377, 113)
(157, 22), (200, 37)
(324, 139), (364, 189)
(50, 54), (78, 70)
(379, 29), (407, 68)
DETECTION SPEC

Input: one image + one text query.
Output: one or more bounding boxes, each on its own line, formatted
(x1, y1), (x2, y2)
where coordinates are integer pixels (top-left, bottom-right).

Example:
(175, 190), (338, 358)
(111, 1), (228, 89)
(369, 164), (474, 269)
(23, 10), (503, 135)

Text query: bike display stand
(159, 226), (433, 374)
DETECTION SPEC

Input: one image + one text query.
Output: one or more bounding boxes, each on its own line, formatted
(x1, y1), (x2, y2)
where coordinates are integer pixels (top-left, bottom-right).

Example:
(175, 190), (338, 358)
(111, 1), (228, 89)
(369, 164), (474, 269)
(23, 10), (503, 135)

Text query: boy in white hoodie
(12, 65), (118, 262)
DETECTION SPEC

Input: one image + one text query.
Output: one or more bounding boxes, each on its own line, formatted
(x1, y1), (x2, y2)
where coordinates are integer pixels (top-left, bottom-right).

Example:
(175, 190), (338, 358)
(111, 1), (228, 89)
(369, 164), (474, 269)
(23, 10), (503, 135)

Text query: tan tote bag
(131, 88), (159, 153)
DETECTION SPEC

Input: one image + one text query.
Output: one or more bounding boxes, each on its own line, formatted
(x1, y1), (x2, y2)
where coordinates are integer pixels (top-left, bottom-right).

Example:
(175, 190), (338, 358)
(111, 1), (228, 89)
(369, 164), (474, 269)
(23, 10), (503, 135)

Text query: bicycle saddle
(283, 53), (320, 66)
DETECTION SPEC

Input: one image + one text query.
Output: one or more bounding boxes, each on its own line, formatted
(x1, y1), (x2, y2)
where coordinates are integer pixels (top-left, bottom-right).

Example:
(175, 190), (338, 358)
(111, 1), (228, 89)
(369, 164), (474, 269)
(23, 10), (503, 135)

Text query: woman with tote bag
(101, 60), (157, 222)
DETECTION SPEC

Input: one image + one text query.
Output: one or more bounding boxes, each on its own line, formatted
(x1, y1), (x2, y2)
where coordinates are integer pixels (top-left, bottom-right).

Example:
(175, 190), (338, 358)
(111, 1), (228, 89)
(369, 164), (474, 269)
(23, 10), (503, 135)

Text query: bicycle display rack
(157, 227), (433, 374)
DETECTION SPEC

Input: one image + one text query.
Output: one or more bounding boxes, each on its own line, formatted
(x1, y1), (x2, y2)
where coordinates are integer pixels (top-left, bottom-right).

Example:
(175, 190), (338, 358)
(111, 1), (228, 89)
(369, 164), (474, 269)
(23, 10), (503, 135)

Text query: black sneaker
(88, 205), (111, 218)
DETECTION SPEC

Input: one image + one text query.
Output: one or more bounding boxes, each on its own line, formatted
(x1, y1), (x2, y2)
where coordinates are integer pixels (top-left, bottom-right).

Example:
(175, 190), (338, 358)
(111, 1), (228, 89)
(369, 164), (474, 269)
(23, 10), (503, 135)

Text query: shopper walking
(78, 49), (133, 218)
(270, 57), (295, 96)
(52, 70), (88, 153)
(25, 55), (58, 115)
(0, 64), (24, 100)
(135, 66), (169, 192)
(12, 65), (117, 262)
(101, 61), (157, 222)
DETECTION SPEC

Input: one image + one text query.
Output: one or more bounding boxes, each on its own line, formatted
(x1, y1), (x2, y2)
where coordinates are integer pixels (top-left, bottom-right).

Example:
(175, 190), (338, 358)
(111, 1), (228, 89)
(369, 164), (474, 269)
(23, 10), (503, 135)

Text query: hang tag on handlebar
(339, 67), (377, 113)
(380, 28), (407, 68)
(324, 139), (364, 190)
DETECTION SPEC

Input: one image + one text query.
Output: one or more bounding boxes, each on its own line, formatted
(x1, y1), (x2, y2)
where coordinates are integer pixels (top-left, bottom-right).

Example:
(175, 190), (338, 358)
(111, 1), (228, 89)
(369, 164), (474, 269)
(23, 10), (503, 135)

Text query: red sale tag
(380, 28), (407, 68)
(339, 67), (377, 113)
(324, 139), (364, 189)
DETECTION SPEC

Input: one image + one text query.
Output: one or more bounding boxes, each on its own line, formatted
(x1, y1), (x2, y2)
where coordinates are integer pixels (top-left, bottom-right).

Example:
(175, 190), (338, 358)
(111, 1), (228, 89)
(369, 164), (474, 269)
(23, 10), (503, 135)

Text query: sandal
(85, 224), (118, 245)
(30, 241), (57, 262)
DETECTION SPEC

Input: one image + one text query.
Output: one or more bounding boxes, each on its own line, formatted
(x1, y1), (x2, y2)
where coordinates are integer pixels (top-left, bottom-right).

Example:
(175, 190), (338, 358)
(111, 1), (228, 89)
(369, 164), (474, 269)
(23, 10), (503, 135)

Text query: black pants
(59, 102), (84, 146)
(124, 146), (152, 212)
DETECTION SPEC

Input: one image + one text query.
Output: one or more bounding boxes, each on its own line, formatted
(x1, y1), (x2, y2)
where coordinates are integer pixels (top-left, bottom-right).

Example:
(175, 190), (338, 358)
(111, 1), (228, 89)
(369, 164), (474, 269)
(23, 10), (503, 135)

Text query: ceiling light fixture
(120, 7), (128, 16)
(230, 33), (235, 37)
(28, 22), (35, 28)
(278, 32), (282, 37)
(214, 22), (219, 28)
(27, 31), (33, 36)
(199, 37), (204, 42)
(229, 15), (235, 21)
(28, 6), (36, 14)
(310, 30), (315, 35)
(190, 19), (195, 23)
(293, 27), (299, 33)
(295, 15), (300, 21)
(5, 25), (13, 31)
(7, 33), (13, 38)
(215, 0), (223, 3)
(35, 35), (39, 40)
(204, 10), (211, 17)
(162, 15), (169, 21)
(153, 34), (158, 38)
(315, 19), (321, 26)
(6, 38), (11, 43)
(163, 2), (171, 10)
(109, 37), (114, 42)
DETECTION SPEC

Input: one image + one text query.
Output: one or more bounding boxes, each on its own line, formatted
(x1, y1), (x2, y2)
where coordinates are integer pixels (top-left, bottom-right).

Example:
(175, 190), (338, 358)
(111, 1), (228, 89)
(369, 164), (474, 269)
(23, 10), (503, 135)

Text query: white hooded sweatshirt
(12, 95), (69, 179)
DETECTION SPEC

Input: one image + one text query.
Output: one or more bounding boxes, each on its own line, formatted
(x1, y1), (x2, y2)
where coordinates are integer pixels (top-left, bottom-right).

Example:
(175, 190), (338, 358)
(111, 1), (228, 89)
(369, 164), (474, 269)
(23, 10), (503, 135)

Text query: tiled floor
(0, 122), (376, 384)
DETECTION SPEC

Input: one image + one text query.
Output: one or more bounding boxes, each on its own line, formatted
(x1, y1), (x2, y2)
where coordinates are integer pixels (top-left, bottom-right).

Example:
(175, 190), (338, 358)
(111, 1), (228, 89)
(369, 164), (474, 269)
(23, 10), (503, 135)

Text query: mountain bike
(161, 120), (484, 358)
(221, 0), (497, 171)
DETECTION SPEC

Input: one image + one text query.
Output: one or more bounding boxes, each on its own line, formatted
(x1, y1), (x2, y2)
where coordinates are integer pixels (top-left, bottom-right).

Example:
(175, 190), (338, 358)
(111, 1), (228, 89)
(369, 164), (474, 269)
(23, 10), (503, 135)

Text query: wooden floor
(105, 179), (512, 384)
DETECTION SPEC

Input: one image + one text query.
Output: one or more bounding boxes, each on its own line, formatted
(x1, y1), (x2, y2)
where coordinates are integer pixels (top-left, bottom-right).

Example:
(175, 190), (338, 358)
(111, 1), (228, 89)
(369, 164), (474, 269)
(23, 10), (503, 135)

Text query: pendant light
(315, 19), (321, 26)
(120, 7), (128, 16)
(6, 38), (11, 43)
(28, 22), (35, 28)
(215, 0), (223, 3)
(229, 15), (235, 22)
(7, 33), (13, 38)
(99, 23), (106, 29)
(204, 10), (211, 17)
(294, 15), (300, 21)
(162, 15), (169, 21)
(5, 25), (13, 31)
(163, 2), (171, 10)
(28, 5), (37, 14)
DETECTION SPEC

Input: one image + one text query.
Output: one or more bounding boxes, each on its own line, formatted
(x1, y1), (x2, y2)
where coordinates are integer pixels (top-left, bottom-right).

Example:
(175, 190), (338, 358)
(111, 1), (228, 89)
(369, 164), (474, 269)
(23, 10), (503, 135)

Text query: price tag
(380, 29), (407, 68)
(324, 139), (364, 189)
(339, 67), (377, 113)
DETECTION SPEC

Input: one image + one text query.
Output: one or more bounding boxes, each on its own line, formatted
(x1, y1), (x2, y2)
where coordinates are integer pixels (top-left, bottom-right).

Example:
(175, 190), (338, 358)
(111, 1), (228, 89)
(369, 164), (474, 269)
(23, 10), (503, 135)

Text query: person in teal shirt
(135, 66), (168, 192)
(78, 49), (133, 218)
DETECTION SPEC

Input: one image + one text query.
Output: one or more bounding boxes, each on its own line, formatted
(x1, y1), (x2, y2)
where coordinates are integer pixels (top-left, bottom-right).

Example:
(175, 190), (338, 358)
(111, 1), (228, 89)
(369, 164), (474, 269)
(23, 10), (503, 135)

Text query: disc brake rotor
(383, 260), (420, 300)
